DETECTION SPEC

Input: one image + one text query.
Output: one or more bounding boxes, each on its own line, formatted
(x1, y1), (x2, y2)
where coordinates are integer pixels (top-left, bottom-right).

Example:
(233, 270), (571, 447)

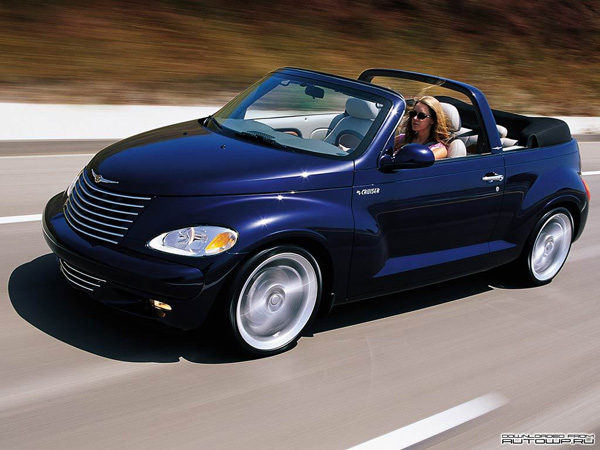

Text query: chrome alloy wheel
(236, 252), (319, 351)
(530, 212), (573, 281)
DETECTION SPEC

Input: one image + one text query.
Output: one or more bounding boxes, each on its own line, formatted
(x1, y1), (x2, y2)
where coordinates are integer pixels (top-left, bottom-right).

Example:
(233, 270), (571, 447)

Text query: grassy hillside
(1, 0), (599, 114)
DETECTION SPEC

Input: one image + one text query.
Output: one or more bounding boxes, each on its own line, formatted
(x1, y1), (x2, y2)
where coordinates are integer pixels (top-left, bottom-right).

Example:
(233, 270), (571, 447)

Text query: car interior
(253, 96), (383, 154)
(250, 79), (572, 159)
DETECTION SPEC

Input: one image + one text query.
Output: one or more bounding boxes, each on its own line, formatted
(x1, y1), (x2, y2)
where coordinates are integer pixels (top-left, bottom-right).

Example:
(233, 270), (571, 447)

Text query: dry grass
(1, 0), (599, 114)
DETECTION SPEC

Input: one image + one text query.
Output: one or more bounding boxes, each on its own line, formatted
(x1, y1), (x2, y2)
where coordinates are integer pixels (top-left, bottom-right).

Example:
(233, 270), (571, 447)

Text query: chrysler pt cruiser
(43, 68), (589, 356)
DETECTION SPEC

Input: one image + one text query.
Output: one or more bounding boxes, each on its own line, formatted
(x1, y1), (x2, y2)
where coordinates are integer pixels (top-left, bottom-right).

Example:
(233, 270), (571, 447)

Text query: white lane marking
(0, 214), (42, 225)
(349, 392), (508, 450)
(0, 153), (94, 160)
(582, 171), (600, 176)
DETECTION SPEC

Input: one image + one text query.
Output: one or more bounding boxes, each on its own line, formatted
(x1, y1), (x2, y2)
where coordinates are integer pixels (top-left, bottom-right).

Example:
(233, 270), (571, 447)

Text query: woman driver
(394, 96), (449, 159)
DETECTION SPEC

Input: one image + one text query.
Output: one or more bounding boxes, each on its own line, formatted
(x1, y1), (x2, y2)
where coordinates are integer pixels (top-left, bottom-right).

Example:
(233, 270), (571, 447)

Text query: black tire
(511, 207), (574, 286)
(227, 246), (322, 356)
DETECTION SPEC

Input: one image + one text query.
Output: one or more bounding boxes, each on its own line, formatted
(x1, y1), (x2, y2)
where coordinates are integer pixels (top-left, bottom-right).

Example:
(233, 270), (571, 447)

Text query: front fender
(125, 187), (355, 302)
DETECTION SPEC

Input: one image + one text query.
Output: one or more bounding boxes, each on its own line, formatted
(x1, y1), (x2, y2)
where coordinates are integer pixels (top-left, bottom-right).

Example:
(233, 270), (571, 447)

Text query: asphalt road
(1, 141), (599, 449)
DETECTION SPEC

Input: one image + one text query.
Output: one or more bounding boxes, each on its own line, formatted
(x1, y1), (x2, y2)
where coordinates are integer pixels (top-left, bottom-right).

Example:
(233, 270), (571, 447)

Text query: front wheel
(521, 208), (574, 286)
(227, 246), (322, 356)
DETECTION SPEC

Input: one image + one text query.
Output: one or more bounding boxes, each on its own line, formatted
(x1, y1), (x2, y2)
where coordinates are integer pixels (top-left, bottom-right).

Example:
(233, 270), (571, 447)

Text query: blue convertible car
(43, 68), (590, 355)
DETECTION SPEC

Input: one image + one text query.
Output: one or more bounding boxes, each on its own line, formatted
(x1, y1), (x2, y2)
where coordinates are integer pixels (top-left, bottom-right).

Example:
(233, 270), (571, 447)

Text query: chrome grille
(59, 259), (106, 292)
(64, 170), (151, 244)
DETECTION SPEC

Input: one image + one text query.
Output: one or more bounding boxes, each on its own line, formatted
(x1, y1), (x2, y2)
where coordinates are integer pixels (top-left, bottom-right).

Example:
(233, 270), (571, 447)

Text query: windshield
(206, 72), (392, 158)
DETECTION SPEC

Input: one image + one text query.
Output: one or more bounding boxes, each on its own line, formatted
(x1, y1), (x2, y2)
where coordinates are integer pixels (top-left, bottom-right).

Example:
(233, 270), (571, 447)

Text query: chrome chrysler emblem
(91, 169), (119, 184)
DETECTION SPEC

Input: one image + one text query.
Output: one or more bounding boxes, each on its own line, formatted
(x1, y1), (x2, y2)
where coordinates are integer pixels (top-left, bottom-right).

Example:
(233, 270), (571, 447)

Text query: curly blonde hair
(400, 96), (450, 146)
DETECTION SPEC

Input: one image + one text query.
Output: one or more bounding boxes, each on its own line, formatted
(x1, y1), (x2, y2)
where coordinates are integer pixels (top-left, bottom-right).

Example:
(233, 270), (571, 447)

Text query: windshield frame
(204, 68), (398, 160)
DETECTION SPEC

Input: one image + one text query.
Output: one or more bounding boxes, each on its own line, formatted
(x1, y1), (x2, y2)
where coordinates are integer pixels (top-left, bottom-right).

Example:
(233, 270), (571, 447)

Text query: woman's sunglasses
(409, 110), (432, 120)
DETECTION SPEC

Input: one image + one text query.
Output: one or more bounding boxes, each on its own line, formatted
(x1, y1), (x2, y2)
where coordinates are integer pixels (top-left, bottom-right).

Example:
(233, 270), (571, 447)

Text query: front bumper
(42, 193), (231, 330)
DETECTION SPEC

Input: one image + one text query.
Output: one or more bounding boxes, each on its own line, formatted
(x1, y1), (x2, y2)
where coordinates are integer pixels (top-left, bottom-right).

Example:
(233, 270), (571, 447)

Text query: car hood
(88, 120), (354, 196)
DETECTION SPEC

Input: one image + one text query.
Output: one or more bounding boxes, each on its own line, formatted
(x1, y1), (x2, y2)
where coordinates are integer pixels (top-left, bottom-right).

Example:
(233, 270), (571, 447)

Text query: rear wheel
(518, 208), (574, 286)
(227, 246), (322, 356)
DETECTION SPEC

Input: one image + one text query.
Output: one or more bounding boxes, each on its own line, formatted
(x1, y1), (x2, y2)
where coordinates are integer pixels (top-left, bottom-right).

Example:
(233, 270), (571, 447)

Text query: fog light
(150, 299), (172, 316)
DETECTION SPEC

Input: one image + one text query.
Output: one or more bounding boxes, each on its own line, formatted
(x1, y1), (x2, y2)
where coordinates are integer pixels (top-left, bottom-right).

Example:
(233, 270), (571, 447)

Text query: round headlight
(147, 226), (238, 257)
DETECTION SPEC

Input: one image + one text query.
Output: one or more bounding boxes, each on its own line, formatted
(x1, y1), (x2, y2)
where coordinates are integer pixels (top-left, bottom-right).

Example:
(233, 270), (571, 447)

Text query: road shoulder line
(349, 392), (508, 450)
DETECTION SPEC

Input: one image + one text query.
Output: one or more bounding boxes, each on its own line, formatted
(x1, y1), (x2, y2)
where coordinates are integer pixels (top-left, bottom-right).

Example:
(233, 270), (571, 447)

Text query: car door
(348, 153), (505, 300)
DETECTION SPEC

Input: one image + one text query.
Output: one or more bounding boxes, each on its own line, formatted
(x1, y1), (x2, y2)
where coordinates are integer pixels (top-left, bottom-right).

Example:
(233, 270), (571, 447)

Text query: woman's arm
(429, 142), (448, 159)
(393, 134), (405, 155)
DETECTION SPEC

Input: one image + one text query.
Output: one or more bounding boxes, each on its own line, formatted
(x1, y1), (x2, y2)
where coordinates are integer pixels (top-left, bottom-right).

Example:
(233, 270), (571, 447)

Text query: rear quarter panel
(492, 139), (588, 264)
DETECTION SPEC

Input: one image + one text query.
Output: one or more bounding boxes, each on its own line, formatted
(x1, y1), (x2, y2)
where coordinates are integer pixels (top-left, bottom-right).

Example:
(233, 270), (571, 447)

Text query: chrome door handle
(482, 173), (504, 183)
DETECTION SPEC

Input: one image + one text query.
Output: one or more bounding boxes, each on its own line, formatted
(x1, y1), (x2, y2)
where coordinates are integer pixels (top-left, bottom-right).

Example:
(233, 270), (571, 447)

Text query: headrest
(441, 103), (461, 132)
(346, 98), (379, 120)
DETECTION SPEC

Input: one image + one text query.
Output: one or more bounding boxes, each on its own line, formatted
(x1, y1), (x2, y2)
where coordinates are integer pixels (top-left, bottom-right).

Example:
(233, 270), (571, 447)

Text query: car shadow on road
(311, 270), (498, 334)
(10, 254), (503, 364)
(8, 254), (238, 364)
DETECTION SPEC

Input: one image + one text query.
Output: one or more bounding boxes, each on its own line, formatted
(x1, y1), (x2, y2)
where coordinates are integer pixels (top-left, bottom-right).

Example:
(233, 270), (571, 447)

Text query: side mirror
(379, 143), (435, 172)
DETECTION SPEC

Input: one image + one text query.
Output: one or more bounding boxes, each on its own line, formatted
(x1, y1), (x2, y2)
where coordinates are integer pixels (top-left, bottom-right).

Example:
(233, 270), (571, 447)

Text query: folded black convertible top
(437, 96), (572, 148)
